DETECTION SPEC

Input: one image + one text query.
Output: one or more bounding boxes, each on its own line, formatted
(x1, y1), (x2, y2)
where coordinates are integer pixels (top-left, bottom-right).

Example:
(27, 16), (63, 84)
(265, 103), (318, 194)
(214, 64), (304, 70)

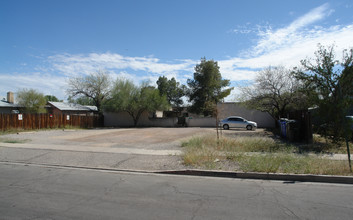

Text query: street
(1, 163), (352, 220)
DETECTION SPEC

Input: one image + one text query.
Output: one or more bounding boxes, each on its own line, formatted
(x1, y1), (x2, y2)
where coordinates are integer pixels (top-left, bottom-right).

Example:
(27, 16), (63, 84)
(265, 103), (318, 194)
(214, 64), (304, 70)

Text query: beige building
(104, 102), (275, 128)
(217, 102), (275, 128)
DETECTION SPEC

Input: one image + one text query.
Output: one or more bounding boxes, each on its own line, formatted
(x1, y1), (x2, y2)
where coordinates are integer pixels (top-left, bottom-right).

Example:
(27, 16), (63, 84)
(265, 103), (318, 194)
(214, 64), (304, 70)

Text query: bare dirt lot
(0, 128), (267, 171)
(2, 128), (267, 148)
(1, 127), (219, 150)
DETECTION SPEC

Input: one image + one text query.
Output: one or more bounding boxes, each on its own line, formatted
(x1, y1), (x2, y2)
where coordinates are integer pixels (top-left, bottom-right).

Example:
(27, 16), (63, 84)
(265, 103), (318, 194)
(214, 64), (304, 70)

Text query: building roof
(48, 102), (97, 112)
(0, 100), (19, 108)
(84, 105), (98, 111)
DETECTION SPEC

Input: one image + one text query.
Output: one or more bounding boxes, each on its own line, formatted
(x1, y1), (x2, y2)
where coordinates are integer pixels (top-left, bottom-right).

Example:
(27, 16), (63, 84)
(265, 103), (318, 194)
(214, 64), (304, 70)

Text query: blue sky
(1, 0), (353, 101)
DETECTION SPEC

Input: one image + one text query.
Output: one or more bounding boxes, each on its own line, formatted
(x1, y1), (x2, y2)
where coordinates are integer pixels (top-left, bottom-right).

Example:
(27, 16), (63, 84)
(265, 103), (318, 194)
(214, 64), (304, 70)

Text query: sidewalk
(0, 143), (186, 171)
(1, 142), (353, 184)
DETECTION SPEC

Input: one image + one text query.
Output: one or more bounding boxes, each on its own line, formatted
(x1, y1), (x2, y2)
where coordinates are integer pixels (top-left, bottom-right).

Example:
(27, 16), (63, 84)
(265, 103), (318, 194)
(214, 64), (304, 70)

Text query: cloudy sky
(1, 0), (353, 101)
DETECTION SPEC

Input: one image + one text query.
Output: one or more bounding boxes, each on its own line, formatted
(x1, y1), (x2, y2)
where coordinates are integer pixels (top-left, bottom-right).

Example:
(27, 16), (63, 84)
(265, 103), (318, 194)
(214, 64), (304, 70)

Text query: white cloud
(252, 3), (331, 56)
(49, 53), (197, 77)
(218, 59), (258, 81)
(0, 72), (68, 100)
(221, 3), (353, 86)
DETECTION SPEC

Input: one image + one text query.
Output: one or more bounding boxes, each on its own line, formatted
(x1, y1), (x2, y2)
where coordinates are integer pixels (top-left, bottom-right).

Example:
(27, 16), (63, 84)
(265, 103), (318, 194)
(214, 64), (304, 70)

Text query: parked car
(219, 116), (257, 130)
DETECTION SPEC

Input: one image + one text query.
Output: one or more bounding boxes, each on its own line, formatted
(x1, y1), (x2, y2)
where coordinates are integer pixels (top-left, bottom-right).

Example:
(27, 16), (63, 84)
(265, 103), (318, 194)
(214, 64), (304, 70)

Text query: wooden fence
(0, 113), (103, 131)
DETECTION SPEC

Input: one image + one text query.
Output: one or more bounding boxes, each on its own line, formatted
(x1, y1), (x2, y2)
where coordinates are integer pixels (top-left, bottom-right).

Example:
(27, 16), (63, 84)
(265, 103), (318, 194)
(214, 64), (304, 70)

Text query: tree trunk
(127, 111), (138, 127)
(128, 110), (144, 127)
(133, 118), (138, 127)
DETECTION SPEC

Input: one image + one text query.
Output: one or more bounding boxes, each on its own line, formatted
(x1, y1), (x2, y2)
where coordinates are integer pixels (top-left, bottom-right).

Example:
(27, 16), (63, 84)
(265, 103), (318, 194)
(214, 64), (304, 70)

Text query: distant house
(0, 92), (20, 114)
(47, 102), (98, 115)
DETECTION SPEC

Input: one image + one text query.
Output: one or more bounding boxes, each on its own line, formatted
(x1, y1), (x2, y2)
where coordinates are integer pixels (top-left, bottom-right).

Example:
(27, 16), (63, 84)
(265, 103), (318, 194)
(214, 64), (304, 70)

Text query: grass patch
(181, 134), (353, 175)
(227, 153), (351, 175)
(0, 138), (30, 144)
(181, 135), (295, 153)
(302, 134), (353, 154)
(0, 126), (84, 136)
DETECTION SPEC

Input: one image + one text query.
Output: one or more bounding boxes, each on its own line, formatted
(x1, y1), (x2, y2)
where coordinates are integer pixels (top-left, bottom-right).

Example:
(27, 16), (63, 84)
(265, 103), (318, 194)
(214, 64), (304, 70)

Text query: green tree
(67, 95), (95, 106)
(156, 76), (186, 107)
(45, 95), (60, 102)
(105, 79), (169, 127)
(294, 44), (353, 142)
(17, 88), (47, 113)
(187, 58), (233, 116)
(67, 69), (111, 114)
(239, 66), (309, 120)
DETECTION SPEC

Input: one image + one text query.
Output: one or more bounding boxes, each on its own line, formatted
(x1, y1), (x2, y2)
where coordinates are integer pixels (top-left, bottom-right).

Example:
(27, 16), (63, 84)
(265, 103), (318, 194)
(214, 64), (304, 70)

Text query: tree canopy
(17, 88), (47, 113)
(104, 79), (169, 127)
(45, 95), (60, 102)
(187, 58), (233, 116)
(294, 44), (353, 141)
(239, 66), (309, 120)
(67, 95), (95, 106)
(67, 70), (111, 114)
(156, 76), (186, 107)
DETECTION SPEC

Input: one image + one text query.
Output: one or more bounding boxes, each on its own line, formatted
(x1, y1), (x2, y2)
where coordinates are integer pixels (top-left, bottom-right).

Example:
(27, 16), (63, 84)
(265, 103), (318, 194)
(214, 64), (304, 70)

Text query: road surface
(1, 163), (352, 220)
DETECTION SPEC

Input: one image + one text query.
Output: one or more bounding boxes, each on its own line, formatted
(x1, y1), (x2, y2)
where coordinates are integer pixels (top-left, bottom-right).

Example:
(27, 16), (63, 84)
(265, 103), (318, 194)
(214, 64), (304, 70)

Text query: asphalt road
(1, 163), (353, 220)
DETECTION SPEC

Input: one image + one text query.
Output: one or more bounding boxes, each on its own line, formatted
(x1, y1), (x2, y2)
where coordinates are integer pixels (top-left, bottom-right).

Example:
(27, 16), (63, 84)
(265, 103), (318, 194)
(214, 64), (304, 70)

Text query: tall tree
(187, 58), (233, 116)
(105, 79), (169, 127)
(17, 88), (47, 113)
(67, 70), (111, 114)
(239, 66), (309, 120)
(294, 44), (353, 142)
(45, 95), (60, 102)
(67, 95), (95, 106)
(156, 76), (186, 107)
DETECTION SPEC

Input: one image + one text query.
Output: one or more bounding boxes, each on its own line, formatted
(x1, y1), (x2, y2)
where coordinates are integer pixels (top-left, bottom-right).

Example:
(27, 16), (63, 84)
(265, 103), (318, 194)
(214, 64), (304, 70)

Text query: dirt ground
(0, 128), (268, 171)
(1, 127), (267, 150)
(1, 128), (212, 150)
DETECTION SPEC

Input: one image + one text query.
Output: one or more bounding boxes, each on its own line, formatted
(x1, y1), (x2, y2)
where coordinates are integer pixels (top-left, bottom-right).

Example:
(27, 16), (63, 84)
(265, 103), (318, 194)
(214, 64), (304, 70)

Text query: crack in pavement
(269, 187), (302, 219)
(23, 151), (52, 163)
(113, 156), (137, 168)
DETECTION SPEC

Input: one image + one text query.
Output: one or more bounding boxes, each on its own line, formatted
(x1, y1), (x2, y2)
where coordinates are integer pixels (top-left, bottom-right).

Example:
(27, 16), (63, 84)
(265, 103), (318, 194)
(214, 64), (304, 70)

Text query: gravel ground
(0, 127), (216, 150)
(0, 127), (267, 171)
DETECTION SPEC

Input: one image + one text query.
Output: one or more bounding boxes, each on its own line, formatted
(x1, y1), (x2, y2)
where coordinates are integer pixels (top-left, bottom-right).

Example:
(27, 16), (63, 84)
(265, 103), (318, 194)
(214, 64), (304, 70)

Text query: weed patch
(181, 134), (353, 176)
(0, 138), (30, 144)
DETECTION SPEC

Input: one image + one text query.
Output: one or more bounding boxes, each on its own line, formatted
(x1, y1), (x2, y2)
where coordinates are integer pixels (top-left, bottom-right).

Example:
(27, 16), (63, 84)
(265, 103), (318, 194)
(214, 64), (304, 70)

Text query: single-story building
(47, 102), (98, 115)
(0, 92), (20, 114)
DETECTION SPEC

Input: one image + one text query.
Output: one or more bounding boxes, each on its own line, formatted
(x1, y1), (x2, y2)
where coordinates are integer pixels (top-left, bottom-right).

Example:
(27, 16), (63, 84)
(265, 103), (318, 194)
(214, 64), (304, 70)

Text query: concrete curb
(1, 161), (353, 185)
(157, 169), (353, 184)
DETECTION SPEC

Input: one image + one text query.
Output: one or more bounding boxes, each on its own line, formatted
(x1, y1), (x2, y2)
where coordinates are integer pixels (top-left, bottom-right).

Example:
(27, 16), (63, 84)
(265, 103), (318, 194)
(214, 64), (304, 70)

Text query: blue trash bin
(279, 118), (288, 138)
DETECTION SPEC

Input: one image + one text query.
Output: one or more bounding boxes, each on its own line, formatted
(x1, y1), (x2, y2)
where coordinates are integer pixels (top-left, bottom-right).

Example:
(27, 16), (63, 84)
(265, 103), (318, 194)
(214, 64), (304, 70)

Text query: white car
(220, 116), (257, 130)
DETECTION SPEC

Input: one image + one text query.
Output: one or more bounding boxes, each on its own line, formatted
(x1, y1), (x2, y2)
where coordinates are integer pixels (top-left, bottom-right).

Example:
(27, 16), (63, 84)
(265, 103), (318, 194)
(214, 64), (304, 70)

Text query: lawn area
(181, 133), (353, 176)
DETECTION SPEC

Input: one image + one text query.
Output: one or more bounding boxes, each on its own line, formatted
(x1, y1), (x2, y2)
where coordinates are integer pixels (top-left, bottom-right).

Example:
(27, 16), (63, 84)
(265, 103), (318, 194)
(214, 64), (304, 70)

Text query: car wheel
(246, 125), (253, 130)
(223, 124), (229, 130)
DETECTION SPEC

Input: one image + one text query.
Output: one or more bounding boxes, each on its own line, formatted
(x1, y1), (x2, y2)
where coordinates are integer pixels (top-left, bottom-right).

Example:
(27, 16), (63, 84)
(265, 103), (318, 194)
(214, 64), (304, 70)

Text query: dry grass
(227, 153), (351, 176)
(306, 134), (353, 154)
(181, 134), (353, 176)
(0, 137), (30, 144)
(0, 126), (83, 136)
